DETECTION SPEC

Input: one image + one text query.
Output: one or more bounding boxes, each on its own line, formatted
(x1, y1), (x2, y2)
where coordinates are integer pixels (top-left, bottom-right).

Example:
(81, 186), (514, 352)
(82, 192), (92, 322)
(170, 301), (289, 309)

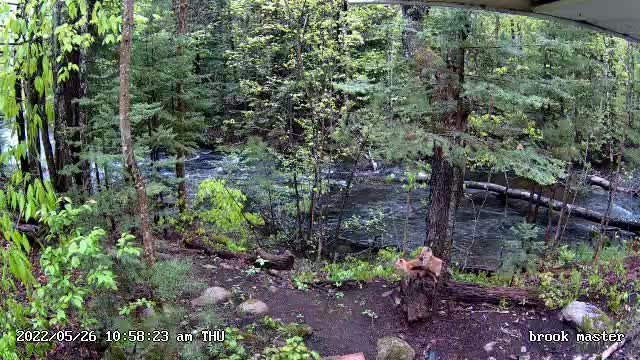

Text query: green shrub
(0, 172), (130, 359)
(195, 179), (264, 252)
(293, 247), (402, 288)
(451, 269), (512, 286)
(263, 336), (320, 360)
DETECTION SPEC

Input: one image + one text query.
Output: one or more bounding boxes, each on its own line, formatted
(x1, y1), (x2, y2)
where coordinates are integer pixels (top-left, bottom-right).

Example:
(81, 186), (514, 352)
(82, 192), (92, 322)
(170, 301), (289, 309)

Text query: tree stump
(400, 275), (439, 322)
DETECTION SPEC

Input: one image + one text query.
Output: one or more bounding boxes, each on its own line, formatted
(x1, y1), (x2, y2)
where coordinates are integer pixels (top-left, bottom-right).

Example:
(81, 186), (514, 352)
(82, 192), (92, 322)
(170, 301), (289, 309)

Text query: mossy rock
(283, 322), (314, 337)
(376, 337), (415, 360)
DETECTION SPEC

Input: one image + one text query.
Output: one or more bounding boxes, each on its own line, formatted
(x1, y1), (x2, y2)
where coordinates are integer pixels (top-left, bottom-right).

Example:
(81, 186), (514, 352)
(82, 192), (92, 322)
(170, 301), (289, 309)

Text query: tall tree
(119, 0), (156, 266)
(175, 0), (189, 212)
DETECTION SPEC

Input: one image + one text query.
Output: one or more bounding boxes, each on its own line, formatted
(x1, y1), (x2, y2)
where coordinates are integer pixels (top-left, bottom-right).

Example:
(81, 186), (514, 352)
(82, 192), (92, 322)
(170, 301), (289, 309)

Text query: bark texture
(15, 80), (31, 174)
(421, 15), (469, 318)
(119, 0), (156, 266)
(175, 0), (189, 212)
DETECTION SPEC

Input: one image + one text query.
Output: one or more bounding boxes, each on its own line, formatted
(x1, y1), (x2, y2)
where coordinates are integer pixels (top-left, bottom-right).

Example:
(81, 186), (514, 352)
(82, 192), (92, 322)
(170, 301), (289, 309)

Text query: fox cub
(395, 247), (443, 283)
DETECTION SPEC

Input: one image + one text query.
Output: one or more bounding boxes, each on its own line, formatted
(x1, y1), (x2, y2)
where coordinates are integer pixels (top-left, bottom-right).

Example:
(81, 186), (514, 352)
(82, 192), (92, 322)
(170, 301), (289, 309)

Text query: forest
(1, 0), (640, 359)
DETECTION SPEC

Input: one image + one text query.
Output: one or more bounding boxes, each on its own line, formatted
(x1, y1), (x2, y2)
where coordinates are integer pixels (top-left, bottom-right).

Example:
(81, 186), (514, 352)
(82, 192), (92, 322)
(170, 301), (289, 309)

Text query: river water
(178, 151), (639, 270)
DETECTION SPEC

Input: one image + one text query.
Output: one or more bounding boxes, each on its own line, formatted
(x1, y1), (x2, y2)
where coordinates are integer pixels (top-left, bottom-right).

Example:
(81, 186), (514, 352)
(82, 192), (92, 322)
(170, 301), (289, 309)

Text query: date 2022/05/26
(16, 329), (225, 343)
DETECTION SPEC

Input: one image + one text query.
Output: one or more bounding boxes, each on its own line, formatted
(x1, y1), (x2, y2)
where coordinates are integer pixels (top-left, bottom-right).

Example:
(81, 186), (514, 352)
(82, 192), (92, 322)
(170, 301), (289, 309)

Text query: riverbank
(47, 236), (637, 360)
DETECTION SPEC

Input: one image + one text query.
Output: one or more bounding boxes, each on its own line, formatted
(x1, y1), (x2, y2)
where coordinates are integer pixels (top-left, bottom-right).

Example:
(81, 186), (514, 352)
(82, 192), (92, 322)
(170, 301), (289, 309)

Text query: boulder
(376, 337), (415, 360)
(237, 299), (269, 316)
(560, 301), (611, 332)
(191, 286), (230, 306)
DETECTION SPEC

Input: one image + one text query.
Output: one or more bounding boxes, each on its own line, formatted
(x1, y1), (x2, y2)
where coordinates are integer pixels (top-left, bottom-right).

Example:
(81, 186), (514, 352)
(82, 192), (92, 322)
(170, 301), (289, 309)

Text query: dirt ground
(178, 244), (626, 360)
(46, 240), (634, 360)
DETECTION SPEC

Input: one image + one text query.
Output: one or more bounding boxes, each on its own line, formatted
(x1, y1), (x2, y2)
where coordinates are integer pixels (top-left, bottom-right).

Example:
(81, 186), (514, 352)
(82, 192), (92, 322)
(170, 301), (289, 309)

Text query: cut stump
(400, 275), (439, 322)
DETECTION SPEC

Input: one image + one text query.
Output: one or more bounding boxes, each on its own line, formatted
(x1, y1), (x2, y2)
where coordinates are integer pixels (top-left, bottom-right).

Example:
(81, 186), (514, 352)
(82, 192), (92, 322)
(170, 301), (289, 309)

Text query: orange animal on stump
(395, 247), (443, 283)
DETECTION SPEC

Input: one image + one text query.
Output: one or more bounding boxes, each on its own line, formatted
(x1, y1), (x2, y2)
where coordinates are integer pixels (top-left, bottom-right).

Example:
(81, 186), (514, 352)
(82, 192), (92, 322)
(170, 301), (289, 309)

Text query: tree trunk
(594, 43), (634, 263)
(175, 0), (189, 212)
(400, 275), (438, 322)
(419, 17), (469, 320)
(401, 5), (428, 58)
(41, 112), (57, 183)
(119, 0), (156, 266)
(15, 80), (30, 174)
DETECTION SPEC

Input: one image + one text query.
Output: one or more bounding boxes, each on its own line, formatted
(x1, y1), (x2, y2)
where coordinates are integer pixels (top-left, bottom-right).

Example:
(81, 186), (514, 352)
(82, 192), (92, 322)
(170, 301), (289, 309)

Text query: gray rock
(141, 307), (156, 318)
(376, 337), (415, 360)
(560, 301), (611, 332)
(268, 285), (278, 293)
(237, 299), (269, 315)
(202, 264), (216, 269)
(484, 341), (496, 352)
(191, 286), (230, 306)
(381, 290), (394, 298)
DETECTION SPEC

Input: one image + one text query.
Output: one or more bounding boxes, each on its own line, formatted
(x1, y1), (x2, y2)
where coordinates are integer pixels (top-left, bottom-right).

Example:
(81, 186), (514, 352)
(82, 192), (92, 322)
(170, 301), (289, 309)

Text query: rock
(283, 323), (314, 337)
(376, 337), (415, 360)
(484, 341), (496, 352)
(191, 286), (230, 306)
(237, 299), (269, 316)
(381, 290), (393, 298)
(323, 353), (366, 360)
(560, 301), (611, 332)
(202, 264), (216, 269)
(268, 285), (278, 293)
(141, 307), (156, 318)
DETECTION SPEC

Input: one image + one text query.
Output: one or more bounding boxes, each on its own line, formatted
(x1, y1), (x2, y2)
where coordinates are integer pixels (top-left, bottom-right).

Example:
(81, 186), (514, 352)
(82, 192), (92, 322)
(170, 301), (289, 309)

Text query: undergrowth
(292, 248), (402, 289)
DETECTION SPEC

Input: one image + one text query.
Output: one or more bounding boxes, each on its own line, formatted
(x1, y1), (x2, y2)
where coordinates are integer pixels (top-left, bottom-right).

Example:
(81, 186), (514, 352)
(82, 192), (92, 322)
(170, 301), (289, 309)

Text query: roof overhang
(347, 0), (640, 42)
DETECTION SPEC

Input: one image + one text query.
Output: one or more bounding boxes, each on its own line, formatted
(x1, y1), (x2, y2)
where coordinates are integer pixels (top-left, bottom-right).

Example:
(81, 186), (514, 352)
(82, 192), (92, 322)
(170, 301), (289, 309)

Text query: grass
(150, 259), (207, 302)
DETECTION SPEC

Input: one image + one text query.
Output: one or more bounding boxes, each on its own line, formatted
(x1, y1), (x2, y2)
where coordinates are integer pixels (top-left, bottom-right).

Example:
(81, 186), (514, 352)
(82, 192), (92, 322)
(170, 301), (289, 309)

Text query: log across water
(463, 181), (640, 233)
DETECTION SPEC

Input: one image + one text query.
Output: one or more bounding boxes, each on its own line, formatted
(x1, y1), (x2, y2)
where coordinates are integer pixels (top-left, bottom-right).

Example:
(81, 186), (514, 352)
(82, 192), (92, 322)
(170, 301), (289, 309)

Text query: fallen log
(584, 175), (639, 196)
(464, 181), (640, 233)
(183, 238), (295, 270)
(352, 173), (640, 232)
(400, 275), (541, 322)
(443, 280), (541, 307)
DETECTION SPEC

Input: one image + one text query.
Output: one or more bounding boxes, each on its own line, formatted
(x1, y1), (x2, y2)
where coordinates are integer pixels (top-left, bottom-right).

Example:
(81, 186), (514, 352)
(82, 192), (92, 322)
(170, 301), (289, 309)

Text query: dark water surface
(180, 151), (639, 270)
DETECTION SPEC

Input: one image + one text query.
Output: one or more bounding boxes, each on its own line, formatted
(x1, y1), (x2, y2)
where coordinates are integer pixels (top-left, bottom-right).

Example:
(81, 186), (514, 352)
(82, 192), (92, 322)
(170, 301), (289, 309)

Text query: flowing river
(179, 151), (639, 270)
